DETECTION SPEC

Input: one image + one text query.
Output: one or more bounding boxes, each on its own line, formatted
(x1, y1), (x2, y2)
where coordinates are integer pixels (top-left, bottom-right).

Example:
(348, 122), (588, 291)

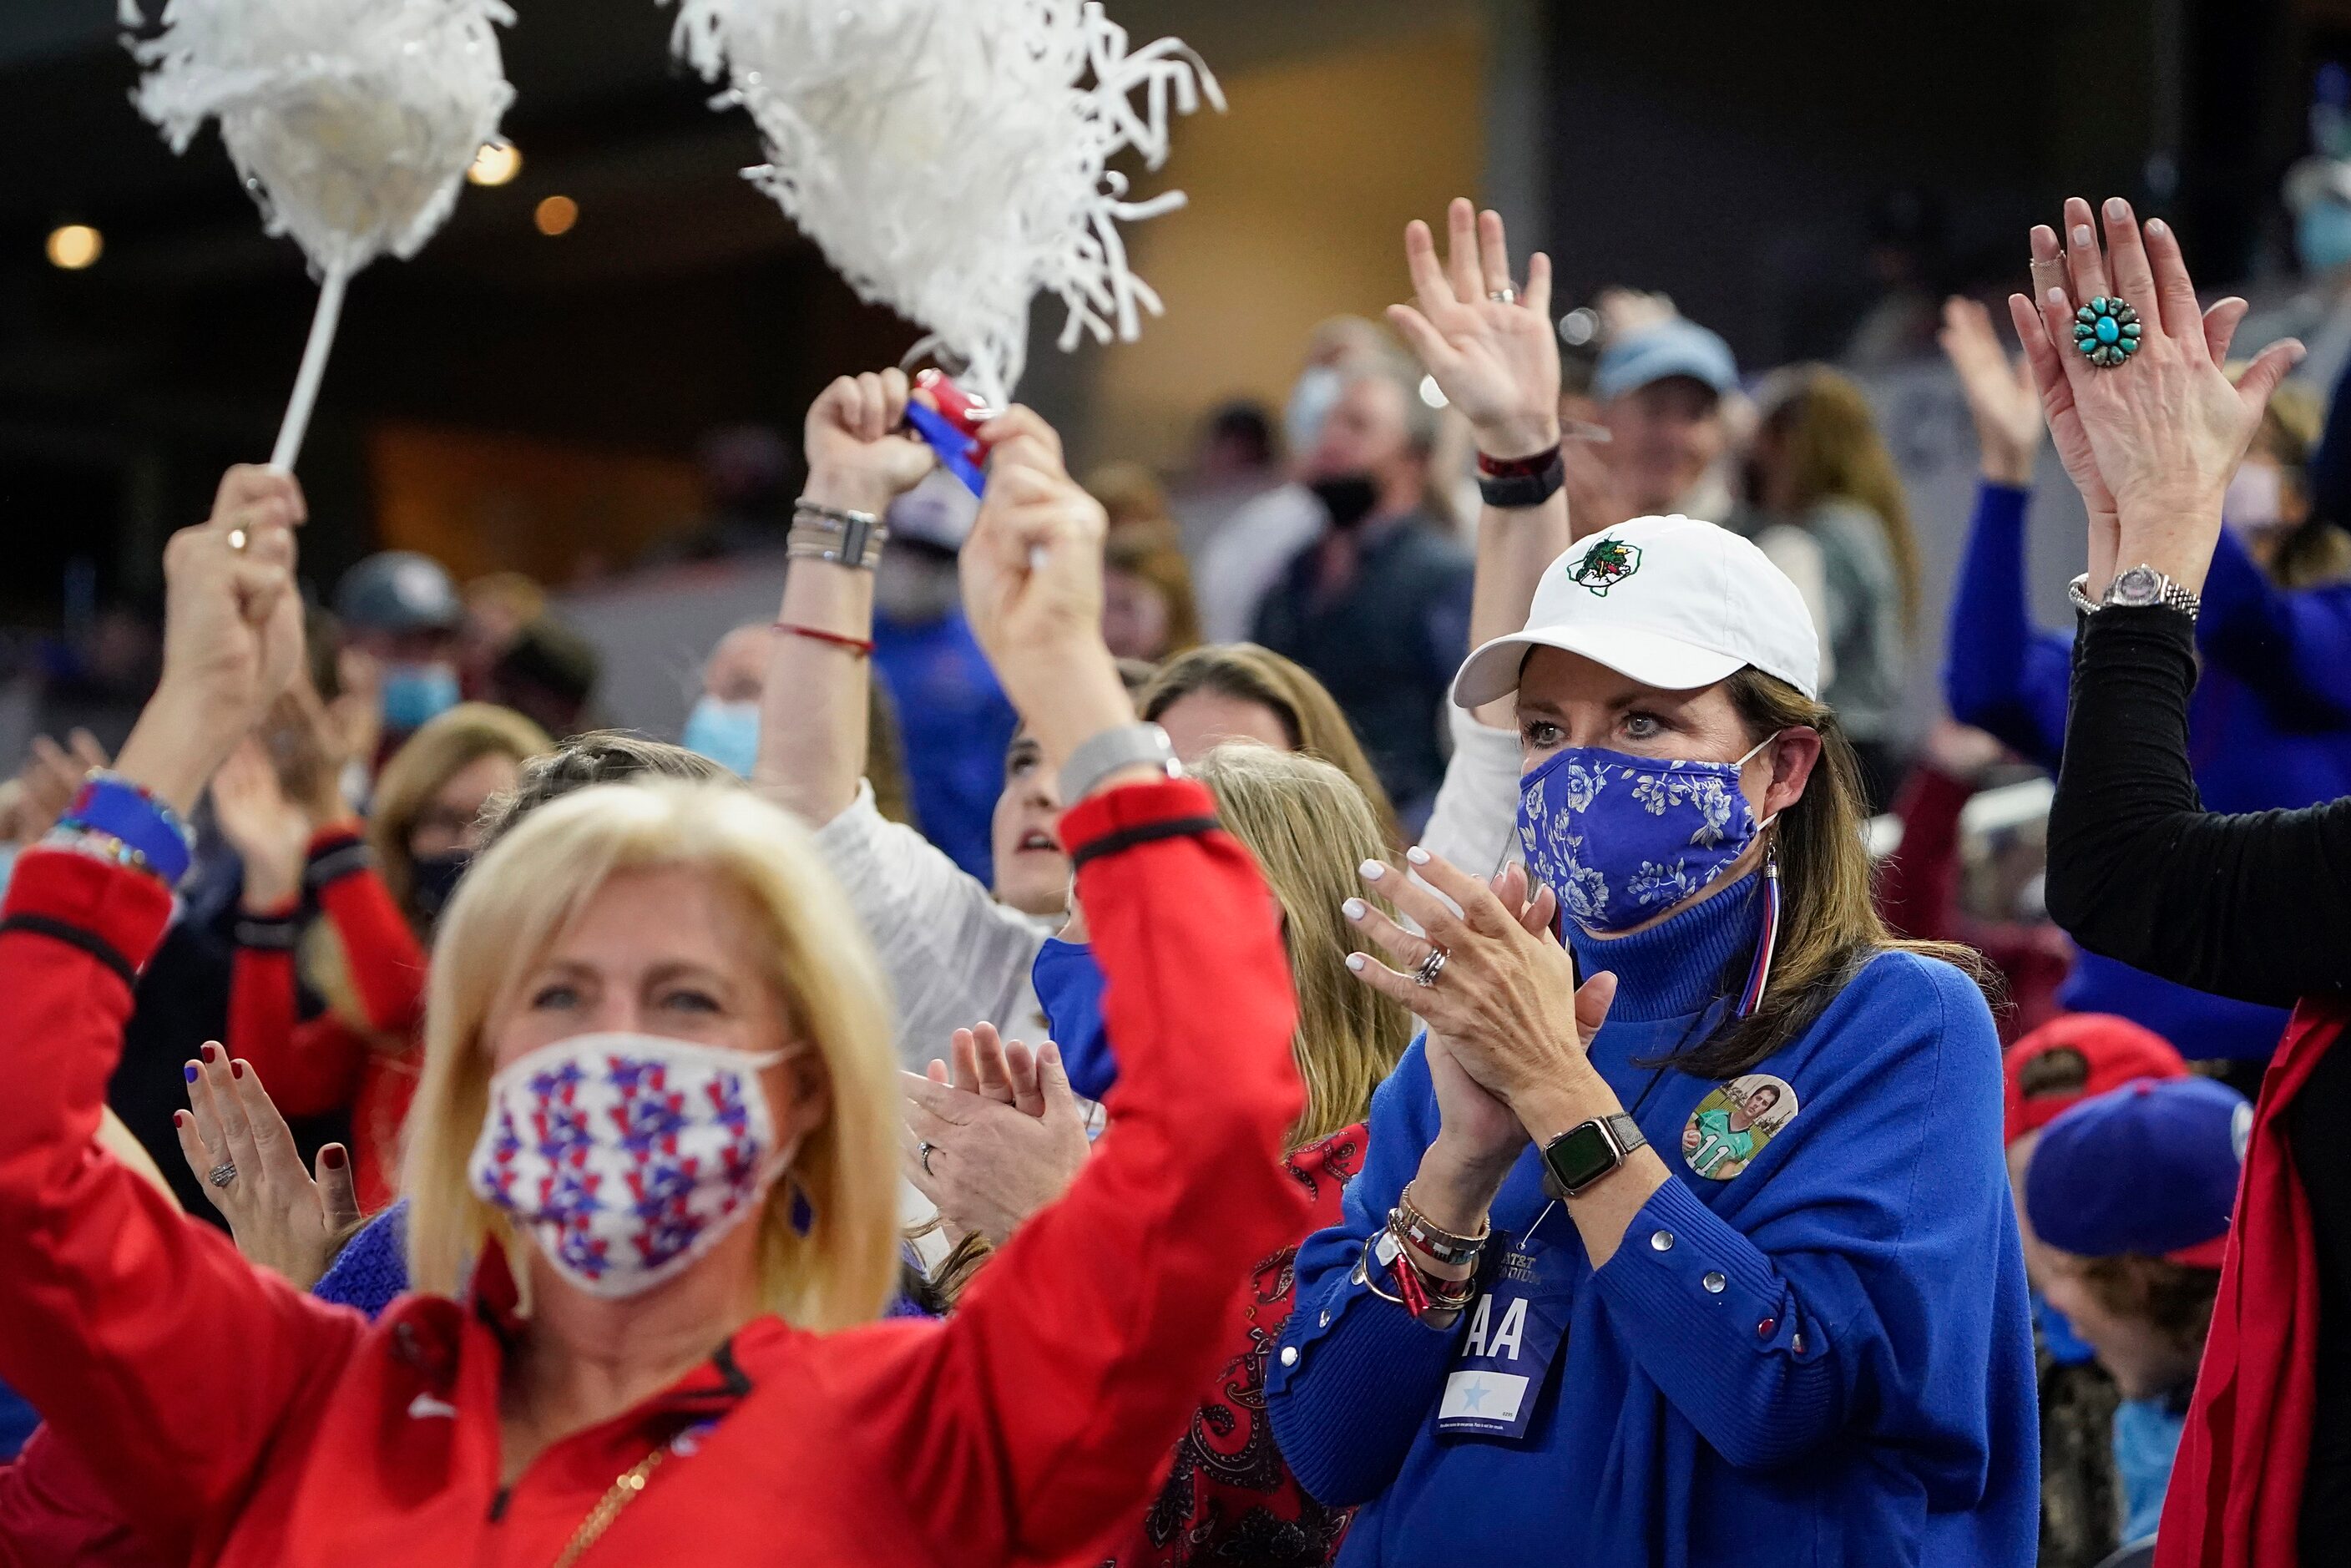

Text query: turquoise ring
(2073, 296), (2142, 367)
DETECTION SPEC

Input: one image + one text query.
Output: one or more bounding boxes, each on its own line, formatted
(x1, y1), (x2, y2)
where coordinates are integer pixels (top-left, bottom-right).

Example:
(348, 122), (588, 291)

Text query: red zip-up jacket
(229, 825), (428, 1211)
(0, 778), (1307, 1567)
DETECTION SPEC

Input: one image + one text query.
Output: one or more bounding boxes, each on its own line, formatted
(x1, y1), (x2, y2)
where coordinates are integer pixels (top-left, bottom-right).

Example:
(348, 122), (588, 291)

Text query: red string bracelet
(1477, 444), (1563, 478)
(774, 621), (876, 658)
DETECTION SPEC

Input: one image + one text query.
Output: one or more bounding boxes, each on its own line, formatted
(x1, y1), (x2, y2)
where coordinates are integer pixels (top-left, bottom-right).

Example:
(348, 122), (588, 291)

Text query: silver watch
(2069, 566), (2202, 620)
(2102, 563), (2201, 619)
(1058, 721), (1181, 803)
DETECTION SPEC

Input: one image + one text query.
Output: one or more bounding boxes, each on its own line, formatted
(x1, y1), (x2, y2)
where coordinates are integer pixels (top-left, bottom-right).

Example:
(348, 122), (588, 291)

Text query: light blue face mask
(681, 696), (761, 779)
(2298, 199), (2351, 277)
(2113, 1391), (2190, 1543)
(1284, 366), (1345, 459)
(381, 663), (461, 732)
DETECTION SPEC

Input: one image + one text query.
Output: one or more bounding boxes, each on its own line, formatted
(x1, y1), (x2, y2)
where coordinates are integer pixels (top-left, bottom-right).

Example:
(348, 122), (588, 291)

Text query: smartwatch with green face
(1540, 1113), (1649, 1198)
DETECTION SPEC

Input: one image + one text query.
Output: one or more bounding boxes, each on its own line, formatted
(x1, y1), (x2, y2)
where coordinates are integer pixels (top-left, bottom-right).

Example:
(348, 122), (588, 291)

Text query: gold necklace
(549, 1444), (668, 1568)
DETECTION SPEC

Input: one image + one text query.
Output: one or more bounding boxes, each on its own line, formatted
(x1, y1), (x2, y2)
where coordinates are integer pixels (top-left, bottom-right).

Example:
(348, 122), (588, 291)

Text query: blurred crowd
(2, 96), (2351, 1568)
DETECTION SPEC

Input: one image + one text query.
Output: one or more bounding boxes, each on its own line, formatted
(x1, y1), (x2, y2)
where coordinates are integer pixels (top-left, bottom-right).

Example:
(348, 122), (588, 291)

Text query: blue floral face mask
(1518, 735), (1777, 934)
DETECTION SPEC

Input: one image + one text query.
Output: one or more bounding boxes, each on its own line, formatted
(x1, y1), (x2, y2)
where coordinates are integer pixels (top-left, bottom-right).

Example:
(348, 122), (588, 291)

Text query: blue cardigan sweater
(1942, 481), (2351, 1060)
(1265, 877), (2037, 1567)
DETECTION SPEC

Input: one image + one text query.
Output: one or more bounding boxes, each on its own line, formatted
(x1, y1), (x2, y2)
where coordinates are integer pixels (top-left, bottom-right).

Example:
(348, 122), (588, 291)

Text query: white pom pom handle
(270, 264), (348, 472)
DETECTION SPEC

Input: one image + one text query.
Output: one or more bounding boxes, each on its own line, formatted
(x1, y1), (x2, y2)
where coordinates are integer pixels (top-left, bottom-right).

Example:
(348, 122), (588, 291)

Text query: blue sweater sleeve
(2197, 526), (2351, 721)
(1942, 482), (2073, 766)
(1595, 955), (2025, 1499)
(1264, 1038), (1464, 1507)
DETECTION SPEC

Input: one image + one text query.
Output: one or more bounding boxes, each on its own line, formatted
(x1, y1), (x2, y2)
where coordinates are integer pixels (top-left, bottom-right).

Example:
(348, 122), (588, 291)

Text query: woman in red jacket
(0, 429), (1307, 1565)
(214, 698), (550, 1210)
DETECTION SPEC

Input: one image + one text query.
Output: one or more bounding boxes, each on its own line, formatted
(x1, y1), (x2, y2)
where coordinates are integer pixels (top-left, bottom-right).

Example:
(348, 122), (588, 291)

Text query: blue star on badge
(1459, 1376), (1490, 1412)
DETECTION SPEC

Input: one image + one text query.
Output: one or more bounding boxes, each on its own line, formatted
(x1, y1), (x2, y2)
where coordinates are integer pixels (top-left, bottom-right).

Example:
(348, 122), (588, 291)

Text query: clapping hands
(901, 1023), (1090, 1248)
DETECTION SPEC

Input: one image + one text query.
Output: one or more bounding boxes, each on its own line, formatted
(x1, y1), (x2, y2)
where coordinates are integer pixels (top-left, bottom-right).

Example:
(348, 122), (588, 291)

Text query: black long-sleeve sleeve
(2045, 604), (2351, 1009)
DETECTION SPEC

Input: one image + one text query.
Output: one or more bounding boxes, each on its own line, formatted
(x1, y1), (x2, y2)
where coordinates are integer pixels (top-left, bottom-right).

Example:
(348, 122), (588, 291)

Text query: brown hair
(1084, 461), (1177, 536)
(2078, 1255), (2221, 1365)
(1660, 669), (1992, 1080)
(1103, 528), (1202, 660)
(1140, 644), (1401, 849)
(1757, 365), (1924, 629)
(480, 731), (732, 851)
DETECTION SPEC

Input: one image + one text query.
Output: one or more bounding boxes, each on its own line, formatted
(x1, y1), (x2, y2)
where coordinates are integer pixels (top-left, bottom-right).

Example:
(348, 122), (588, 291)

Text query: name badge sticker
(1435, 1222), (1573, 1442)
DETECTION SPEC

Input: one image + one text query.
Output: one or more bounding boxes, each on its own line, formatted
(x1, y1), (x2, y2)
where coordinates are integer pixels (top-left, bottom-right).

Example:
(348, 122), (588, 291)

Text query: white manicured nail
(1342, 898), (1368, 921)
(1359, 859), (1386, 881)
(2047, 287), (2069, 306)
(2106, 197), (2128, 220)
(1406, 846), (1431, 866)
(2071, 225), (2092, 247)
(1346, 953), (1368, 972)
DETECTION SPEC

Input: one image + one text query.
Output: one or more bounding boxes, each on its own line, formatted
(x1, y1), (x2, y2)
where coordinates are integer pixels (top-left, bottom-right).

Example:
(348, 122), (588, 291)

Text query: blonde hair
(1141, 644), (1401, 850)
(1193, 743), (1412, 1145)
(299, 703), (549, 1035)
(369, 703), (553, 925)
(402, 781), (901, 1331)
(1757, 364), (1924, 630)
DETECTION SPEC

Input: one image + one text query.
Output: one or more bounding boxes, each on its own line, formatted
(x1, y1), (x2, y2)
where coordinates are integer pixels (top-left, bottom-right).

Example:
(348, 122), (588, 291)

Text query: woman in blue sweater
(1939, 296), (2351, 1063)
(1265, 508), (2037, 1565)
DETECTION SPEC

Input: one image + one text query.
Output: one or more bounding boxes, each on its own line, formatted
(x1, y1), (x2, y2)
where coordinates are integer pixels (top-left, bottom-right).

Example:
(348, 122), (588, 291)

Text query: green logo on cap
(1568, 537), (1642, 596)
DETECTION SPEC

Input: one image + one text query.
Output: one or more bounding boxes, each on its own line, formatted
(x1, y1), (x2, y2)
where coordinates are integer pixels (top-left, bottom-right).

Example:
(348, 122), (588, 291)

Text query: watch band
(1475, 449), (1566, 510)
(787, 501), (889, 570)
(2067, 573), (2101, 618)
(1057, 721), (1181, 805)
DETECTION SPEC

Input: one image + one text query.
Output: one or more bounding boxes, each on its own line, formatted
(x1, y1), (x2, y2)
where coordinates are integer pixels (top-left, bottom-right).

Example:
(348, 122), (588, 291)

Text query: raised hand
(959, 407), (1134, 776)
(174, 1043), (361, 1291)
(14, 730), (110, 842)
(2007, 195), (2304, 594)
(1939, 297), (2045, 490)
(801, 368), (939, 517)
(212, 736), (312, 910)
(1388, 199), (1560, 458)
(115, 465), (307, 815)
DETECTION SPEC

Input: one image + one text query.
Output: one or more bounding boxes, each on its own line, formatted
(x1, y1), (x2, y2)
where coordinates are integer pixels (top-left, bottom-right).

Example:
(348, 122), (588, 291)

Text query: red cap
(2003, 1013), (2189, 1146)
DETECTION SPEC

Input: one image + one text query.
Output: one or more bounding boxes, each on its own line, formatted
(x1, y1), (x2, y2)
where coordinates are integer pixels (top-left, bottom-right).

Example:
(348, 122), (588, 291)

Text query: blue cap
(1593, 317), (1739, 402)
(2026, 1076), (2252, 1267)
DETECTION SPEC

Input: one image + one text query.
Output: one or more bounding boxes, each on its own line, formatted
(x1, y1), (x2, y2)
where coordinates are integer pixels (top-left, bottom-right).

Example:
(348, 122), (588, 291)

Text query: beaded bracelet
(58, 772), (194, 886)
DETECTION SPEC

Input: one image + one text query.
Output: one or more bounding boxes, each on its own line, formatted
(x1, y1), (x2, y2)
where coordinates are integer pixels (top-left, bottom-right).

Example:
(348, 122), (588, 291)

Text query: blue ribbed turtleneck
(1566, 869), (1763, 1025)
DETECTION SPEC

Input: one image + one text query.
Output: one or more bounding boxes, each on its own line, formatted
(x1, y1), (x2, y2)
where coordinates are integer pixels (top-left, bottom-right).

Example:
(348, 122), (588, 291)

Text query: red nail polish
(231, 1060), (246, 1080)
(172, 1111), (186, 1128)
(202, 1044), (220, 1063)
(321, 1146), (346, 1171)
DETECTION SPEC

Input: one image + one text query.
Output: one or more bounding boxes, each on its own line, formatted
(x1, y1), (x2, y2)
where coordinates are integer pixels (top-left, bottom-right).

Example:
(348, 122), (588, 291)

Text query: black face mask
(410, 852), (470, 925)
(1308, 474), (1382, 531)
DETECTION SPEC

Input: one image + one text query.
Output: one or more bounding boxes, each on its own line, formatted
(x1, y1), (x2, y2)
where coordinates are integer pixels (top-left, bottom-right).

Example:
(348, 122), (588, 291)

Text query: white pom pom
(668, 0), (1222, 404)
(123, 0), (516, 280)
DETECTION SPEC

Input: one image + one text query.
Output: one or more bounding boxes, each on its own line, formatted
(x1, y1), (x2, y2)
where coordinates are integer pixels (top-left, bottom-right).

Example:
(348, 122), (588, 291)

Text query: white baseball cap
(1450, 514), (1820, 708)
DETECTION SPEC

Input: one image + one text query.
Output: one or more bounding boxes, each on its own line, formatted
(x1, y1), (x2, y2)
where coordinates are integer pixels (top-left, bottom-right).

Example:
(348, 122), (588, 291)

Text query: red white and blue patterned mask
(467, 1032), (795, 1299)
(1518, 736), (1776, 934)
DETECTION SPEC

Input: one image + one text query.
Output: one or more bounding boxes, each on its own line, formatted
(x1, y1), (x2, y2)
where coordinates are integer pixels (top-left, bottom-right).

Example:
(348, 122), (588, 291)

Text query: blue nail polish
(184, 1064), (199, 1084)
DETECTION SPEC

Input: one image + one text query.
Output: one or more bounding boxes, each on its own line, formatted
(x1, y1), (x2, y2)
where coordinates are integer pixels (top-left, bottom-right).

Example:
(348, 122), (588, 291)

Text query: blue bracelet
(60, 773), (194, 887)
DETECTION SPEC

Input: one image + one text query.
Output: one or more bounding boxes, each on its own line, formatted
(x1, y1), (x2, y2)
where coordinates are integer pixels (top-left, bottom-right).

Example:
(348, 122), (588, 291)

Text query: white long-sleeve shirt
(811, 707), (1528, 1071)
